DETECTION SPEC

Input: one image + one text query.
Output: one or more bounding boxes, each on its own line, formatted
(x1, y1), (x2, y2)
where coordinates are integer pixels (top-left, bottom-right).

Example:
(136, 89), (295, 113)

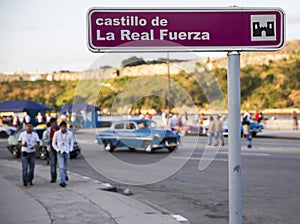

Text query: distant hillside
(211, 40), (300, 69)
(0, 40), (299, 112)
(211, 40), (300, 110)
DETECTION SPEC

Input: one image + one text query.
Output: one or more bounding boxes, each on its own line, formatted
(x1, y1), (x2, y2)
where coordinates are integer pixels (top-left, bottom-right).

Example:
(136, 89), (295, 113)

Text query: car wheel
(39, 147), (47, 160)
(0, 131), (8, 138)
(12, 146), (20, 158)
(168, 146), (177, 153)
(70, 153), (79, 159)
(143, 141), (153, 153)
(104, 141), (114, 152)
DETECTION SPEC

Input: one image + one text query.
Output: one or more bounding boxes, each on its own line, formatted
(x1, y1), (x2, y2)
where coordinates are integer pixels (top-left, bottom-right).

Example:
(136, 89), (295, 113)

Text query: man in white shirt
(52, 121), (74, 187)
(18, 122), (40, 186)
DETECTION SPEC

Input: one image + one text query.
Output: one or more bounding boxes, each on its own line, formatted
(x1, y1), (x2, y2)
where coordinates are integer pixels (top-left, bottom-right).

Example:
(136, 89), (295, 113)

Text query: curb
(70, 170), (191, 224)
(256, 135), (300, 140)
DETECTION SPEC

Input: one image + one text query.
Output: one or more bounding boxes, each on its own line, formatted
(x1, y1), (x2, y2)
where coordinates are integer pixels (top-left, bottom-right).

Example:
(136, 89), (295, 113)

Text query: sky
(0, 0), (299, 73)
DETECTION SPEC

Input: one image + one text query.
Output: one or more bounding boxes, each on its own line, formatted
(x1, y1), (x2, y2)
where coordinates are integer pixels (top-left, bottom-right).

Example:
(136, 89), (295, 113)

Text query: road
(1, 133), (300, 224)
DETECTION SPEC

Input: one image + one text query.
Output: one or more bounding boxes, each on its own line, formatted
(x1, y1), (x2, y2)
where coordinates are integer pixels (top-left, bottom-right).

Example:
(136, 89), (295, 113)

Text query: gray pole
(227, 51), (242, 224)
(167, 52), (171, 114)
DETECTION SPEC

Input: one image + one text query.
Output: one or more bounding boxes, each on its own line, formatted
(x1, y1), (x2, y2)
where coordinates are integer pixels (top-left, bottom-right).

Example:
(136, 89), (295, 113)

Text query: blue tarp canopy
(60, 104), (100, 128)
(0, 100), (52, 113)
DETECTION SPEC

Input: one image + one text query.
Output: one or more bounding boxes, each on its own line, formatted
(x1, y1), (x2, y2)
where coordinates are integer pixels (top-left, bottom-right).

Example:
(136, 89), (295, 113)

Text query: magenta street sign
(87, 7), (285, 52)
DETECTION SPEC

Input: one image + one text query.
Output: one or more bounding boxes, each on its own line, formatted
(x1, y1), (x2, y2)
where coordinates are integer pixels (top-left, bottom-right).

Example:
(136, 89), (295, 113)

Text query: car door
(121, 122), (141, 149)
(112, 122), (126, 147)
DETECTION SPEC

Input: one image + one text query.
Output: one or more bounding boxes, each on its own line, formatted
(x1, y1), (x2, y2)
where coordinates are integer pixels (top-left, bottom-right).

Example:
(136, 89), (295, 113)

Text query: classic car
(7, 127), (81, 159)
(96, 119), (179, 153)
(222, 117), (264, 137)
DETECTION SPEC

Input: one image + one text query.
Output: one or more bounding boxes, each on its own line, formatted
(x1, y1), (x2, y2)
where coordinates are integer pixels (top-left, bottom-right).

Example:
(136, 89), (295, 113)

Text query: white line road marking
(172, 156), (228, 162)
(172, 151), (270, 161)
(81, 176), (91, 180)
(218, 151), (270, 157)
(171, 214), (189, 222)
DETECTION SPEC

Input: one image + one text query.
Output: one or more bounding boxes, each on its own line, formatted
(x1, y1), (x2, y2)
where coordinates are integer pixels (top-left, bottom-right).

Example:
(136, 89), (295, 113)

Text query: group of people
(162, 112), (189, 131)
(0, 112), (55, 130)
(207, 115), (224, 146)
(18, 118), (74, 188)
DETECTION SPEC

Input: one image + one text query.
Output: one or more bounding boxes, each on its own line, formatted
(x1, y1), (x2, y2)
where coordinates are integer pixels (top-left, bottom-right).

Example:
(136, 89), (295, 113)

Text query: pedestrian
(23, 112), (31, 128)
(255, 110), (260, 122)
(178, 114), (183, 130)
(36, 112), (43, 124)
(161, 112), (168, 127)
(52, 121), (74, 187)
(45, 113), (52, 124)
(169, 114), (179, 131)
(291, 110), (298, 130)
(207, 116), (215, 146)
(194, 113), (200, 125)
(43, 118), (59, 183)
(13, 116), (21, 130)
(200, 113), (205, 125)
(18, 122), (40, 186)
(214, 115), (224, 146)
(146, 112), (152, 119)
(184, 112), (188, 123)
(43, 122), (51, 165)
(258, 112), (264, 123)
(242, 111), (252, 148)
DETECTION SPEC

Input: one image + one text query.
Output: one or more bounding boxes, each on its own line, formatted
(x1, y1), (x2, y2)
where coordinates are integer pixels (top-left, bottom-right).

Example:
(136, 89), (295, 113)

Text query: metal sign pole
(227, 51), (242, 224)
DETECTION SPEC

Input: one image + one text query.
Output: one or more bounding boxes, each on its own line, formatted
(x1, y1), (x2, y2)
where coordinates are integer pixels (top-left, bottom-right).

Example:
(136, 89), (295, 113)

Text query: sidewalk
(257, 129), (300, 140)
(0, 159), (184, 224)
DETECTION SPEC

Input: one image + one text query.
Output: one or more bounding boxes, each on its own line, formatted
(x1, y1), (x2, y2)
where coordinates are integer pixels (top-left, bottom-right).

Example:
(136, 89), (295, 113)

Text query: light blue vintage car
(96, 119), (179, 153)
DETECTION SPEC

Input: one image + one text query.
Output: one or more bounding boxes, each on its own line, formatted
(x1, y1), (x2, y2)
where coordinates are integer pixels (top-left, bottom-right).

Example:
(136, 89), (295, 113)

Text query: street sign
(87, 7), (285, 52)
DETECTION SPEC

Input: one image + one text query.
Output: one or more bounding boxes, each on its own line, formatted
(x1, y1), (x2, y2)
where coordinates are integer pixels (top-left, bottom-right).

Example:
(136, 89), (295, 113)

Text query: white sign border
(87, 7), (286, 53)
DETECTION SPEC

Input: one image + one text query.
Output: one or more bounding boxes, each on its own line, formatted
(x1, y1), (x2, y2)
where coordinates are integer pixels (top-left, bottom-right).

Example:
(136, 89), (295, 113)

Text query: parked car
(204, 117), (264, 137)
(0, 125), (17, 138)
(222, 117), (264, 137)
(96, 119), (179, 153)
(246, 121), (264, 137)
(7, 127), (81, 159)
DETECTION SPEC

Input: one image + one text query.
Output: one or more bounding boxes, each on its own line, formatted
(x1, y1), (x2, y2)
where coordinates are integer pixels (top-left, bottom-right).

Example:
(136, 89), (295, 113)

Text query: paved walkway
(257, 129), (300, 140)
(0, 159), (184, 224)
(1, 129), (298, 224)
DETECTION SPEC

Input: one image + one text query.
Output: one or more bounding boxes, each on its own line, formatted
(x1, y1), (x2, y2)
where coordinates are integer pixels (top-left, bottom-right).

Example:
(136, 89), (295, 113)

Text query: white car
(0, 125), (17, 138)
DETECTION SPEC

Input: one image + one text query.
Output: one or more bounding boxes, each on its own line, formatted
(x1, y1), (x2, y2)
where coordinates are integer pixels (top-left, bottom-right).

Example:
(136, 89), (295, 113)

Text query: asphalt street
(1, 132), (300, 224)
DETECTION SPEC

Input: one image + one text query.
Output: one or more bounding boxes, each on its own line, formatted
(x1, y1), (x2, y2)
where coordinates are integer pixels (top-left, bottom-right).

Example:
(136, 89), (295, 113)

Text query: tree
(121, 56), (146, 67)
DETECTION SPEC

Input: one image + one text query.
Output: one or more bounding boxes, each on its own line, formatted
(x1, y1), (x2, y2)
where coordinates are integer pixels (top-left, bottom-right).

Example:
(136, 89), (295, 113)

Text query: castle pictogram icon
(252, 21), (275, 37)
